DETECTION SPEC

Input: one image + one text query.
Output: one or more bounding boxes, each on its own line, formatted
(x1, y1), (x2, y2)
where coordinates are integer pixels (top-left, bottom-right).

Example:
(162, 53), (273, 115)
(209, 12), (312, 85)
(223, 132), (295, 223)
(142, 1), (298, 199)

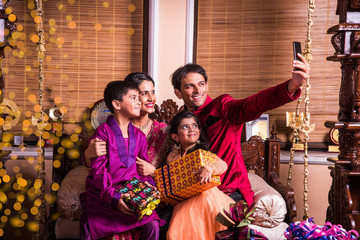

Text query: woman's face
(172, 117), (200, 148)
(138, 80), (156, 115)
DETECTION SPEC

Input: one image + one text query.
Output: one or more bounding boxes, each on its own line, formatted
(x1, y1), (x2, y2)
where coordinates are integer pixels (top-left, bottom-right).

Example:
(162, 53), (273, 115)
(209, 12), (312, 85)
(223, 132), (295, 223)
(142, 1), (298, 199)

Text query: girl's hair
(124, 72), (155, 88)
(169, 110), (211, 154)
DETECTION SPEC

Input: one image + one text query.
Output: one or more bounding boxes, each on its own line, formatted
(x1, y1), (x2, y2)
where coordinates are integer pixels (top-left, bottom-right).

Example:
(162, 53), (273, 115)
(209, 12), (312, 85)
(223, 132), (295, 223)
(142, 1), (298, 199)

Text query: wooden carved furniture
(44, 99), (296, 239)
(325, 0), (360, 233)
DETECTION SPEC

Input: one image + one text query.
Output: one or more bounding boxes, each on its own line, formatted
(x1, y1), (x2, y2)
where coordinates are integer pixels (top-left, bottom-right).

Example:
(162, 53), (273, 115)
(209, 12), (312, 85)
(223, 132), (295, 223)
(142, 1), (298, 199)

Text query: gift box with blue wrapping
(117, 177), (160, 220)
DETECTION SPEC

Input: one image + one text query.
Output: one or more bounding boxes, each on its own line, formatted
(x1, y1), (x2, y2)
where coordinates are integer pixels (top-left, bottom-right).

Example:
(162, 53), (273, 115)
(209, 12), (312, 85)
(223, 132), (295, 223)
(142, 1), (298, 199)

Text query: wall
(280, 162), (332, 224)
(156, 0), (187, 107)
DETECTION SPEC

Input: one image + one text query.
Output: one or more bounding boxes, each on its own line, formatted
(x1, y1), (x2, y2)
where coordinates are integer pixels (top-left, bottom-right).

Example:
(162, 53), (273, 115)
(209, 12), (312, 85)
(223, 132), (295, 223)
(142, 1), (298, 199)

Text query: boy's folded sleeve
(89, 128), (120, 207)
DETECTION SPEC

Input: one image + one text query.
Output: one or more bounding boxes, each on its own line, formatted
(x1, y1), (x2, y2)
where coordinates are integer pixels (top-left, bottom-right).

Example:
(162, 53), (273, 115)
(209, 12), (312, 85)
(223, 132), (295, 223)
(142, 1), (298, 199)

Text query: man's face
(174, 72), (208, 111)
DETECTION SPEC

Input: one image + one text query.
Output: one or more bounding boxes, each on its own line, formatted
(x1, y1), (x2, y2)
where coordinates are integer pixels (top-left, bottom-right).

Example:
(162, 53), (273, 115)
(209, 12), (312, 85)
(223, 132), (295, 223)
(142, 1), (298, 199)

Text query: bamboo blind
(4, 0), (144, 133)
(196, 0), (341, 144)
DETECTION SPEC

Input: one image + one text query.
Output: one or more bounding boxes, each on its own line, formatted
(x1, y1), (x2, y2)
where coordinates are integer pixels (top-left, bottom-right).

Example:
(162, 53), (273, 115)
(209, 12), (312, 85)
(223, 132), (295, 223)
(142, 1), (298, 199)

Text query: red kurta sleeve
(221, 80), (301, 125)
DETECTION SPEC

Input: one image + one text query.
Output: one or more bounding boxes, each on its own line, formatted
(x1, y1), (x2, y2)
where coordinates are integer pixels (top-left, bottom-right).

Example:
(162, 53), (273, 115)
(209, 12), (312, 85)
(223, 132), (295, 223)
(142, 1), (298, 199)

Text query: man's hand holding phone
(288, 41), (310, 94)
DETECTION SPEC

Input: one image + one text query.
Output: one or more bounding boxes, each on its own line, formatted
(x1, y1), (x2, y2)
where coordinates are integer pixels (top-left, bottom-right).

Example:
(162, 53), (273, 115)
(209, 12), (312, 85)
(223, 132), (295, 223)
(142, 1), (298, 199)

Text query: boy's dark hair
(171, 64), (208, 91)
(104, 80), (138, 114)
(169, 110), (211, 154)
(124, 72), (155, 88)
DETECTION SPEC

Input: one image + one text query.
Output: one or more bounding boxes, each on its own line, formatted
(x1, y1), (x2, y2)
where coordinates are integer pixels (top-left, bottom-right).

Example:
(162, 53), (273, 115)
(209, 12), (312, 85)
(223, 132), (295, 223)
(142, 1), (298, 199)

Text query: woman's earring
(175, 142), (180, 149)
(196, 140), (200, 144)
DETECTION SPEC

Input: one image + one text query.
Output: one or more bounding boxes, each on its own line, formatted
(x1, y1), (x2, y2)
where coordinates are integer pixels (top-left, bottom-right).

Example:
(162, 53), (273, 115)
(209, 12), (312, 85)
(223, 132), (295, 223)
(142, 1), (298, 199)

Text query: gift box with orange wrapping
(154, 149), (221, 205)
(116, 177), (160, 220)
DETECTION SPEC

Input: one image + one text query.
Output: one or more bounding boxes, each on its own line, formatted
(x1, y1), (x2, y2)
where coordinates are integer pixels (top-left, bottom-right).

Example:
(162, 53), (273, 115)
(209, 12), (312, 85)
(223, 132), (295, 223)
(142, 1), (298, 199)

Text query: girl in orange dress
(166, 110), (235, 240)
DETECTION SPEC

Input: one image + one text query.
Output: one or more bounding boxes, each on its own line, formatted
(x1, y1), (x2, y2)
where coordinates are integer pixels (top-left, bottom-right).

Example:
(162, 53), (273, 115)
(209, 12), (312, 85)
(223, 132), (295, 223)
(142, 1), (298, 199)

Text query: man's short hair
(171, 64), (208, 91)
(104, 80), (138, 114)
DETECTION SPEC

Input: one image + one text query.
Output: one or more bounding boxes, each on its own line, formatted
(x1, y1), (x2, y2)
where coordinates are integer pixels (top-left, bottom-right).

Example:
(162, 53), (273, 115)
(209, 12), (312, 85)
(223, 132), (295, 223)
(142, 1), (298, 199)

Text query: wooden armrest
(243, 135), (266, 179)
(243, 124), (297, 223)
(268, 171), (296, 223)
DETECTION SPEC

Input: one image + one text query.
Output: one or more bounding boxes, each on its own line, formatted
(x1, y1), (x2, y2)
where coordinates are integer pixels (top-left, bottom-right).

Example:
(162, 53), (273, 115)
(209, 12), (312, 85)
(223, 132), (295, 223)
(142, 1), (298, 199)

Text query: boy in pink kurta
(84, 81), (159, 240)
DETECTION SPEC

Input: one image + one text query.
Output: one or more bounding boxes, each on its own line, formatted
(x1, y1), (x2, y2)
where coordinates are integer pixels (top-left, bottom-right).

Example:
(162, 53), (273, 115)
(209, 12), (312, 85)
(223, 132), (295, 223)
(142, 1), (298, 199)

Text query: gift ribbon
(107, 115), (136, 168)
(138, 198), (161, 220)
(284, 218), (359, 240)
(119, 177), (161, 221)
(160, 164), (187, 203)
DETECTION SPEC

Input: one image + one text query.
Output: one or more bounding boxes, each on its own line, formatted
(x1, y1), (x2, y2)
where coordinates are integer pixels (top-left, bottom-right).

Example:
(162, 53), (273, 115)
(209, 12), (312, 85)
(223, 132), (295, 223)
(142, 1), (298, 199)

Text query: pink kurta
(85, 116), (159, 240)
(193, 80), (301, 204)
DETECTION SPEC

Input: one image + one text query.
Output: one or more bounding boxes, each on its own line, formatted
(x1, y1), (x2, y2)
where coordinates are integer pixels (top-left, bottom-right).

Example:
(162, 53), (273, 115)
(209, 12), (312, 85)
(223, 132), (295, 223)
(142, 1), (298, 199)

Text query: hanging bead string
(287, 99), (303, 187)
(35, 0), (47, 237)
(286, 0), (315, 220)
(300, 0), (315, 220)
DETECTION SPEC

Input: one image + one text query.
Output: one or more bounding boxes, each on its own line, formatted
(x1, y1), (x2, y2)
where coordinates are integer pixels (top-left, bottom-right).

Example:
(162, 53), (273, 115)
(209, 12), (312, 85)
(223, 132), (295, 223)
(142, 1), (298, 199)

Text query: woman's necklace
(132, 118), (151, 131)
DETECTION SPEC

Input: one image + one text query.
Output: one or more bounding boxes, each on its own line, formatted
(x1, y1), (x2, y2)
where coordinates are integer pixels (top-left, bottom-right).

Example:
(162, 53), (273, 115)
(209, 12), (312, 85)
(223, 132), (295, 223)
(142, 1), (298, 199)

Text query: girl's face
(137, 80), (156, 115)
(172, 117), (200, 149)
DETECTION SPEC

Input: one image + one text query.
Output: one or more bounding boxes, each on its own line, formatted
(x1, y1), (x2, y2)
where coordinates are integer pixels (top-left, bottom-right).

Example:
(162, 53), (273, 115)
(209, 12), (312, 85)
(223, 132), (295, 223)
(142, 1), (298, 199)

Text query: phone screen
(293, 41), (301, 61)
(293, 41), (301, 71)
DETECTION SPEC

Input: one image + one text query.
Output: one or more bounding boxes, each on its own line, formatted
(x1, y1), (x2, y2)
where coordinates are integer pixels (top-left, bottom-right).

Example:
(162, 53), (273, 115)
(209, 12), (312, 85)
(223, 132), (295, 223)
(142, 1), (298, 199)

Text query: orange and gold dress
(166, 148), (235, 240)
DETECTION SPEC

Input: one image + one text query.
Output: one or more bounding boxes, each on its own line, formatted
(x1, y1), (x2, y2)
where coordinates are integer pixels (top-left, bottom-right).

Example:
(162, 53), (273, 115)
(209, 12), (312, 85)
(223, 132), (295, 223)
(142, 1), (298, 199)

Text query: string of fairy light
(0, 1), (138, 238)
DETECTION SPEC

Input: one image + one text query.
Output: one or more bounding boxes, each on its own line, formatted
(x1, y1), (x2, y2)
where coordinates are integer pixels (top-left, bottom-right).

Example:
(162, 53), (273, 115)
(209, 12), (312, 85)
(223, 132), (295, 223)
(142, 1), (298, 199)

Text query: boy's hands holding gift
(194, 165), (213, 184)
(117, 193), (134, 215)
(144, 181), (157, 191)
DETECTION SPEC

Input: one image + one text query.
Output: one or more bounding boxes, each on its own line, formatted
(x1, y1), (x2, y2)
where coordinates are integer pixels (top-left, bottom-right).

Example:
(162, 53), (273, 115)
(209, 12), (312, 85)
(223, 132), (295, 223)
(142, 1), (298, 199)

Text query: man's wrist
(287, 80), (296, 95)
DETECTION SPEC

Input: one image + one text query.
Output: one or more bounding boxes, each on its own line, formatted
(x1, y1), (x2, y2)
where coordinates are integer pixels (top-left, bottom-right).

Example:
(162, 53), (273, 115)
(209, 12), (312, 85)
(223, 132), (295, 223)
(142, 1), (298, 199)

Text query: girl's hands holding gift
(136, 157), (156, 177)
(117, 193), (134, 215)
(195, 165), (213, 184)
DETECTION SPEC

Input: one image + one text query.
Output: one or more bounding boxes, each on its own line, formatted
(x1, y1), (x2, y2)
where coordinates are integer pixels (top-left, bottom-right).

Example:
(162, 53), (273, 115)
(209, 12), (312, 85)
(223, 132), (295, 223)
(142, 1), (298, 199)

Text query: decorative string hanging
(34, 0), (47, 237)
(287, 0), (315, 220)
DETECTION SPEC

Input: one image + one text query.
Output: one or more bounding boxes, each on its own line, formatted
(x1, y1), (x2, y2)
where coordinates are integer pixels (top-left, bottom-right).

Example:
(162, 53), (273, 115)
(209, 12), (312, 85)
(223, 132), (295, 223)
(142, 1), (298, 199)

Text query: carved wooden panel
(159, 99), (180, 125)
(350, 0), (360, 9)
(338, 59), (355, 122)
(332, 32), (344, 55)
(326, 0), (360, 230)
(242, 135), (265, 179)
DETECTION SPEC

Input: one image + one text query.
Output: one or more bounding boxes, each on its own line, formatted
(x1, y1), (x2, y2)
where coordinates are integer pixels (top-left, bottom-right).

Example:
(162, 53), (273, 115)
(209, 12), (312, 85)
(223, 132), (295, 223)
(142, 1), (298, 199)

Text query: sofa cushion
(55, 217), (80, 239)
(250, 222), (288, 240)
(248, 173), (287, 228)
(57, 166), (89, 221)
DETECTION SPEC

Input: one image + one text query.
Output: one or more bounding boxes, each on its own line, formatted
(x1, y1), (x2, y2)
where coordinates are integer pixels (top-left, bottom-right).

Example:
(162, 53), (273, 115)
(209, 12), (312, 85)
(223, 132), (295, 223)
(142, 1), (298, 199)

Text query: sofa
(42, 99), (296, 240)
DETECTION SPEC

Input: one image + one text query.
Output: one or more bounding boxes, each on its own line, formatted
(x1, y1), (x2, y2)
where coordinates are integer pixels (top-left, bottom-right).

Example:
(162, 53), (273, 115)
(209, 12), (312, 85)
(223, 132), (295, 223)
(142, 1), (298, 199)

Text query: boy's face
(116, 89), (141, 118)
(174, 72), (208, 111)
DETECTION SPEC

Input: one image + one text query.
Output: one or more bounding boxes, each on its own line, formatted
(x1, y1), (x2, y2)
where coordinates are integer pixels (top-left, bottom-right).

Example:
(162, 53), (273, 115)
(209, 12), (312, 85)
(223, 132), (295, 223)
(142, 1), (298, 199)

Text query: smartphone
(292, 41), (302, 71)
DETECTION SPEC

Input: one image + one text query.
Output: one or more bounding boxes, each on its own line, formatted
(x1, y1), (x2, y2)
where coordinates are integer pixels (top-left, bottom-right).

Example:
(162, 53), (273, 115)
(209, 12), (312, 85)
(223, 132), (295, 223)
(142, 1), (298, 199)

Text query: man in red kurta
(171, 54), (310, 204)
